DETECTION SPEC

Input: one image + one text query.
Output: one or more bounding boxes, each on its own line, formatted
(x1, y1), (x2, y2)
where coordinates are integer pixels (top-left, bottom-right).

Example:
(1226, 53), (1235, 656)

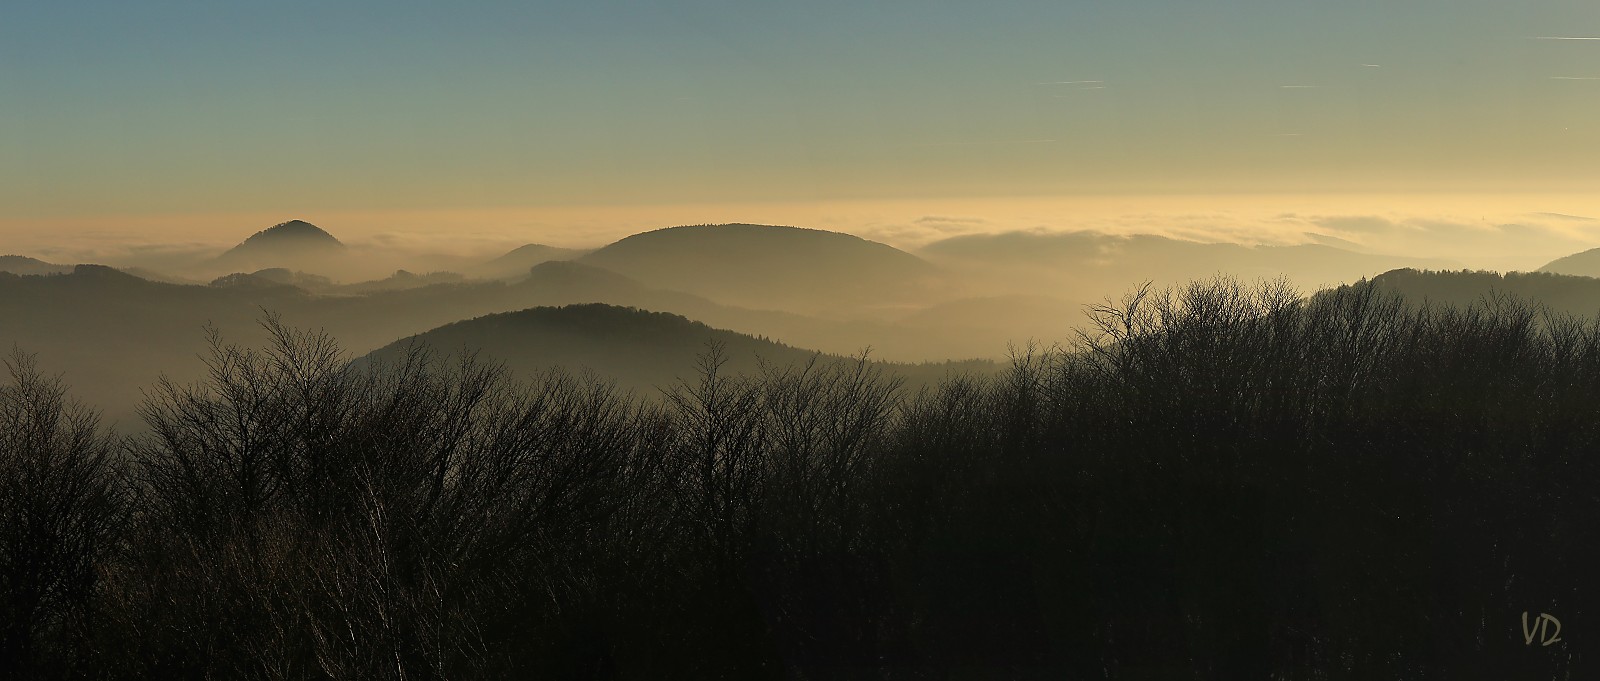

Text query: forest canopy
(1, 278), (1593, 679)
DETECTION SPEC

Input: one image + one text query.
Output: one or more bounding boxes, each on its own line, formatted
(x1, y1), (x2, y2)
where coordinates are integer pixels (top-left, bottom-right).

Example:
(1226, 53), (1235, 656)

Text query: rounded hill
(235, 220), (343, 249)
(360, 303), (821, 393)
(0, 255), (73, 276)
(476, 243), (588, 279)
(1539, 248), (1600, 278)
(577, 223), (939, 313)
(215, 220), (346, 271)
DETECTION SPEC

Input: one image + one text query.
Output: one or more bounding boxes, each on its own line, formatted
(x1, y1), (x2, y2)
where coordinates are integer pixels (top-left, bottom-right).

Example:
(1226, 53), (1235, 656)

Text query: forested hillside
(2, 278), (1593, 679)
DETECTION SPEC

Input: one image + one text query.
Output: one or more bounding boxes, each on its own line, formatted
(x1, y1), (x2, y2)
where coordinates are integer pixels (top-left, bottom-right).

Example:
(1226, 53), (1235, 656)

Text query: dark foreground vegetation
(3, 278), (1597, 679)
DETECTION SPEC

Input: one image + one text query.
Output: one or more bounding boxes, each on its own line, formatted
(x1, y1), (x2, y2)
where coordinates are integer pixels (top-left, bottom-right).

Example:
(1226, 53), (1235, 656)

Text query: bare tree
(0, 349), (126, 679)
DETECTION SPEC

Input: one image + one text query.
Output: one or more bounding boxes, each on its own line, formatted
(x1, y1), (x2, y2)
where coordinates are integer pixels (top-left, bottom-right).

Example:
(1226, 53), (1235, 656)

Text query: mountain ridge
(0, 255), (73, 276)
(213, 219), (347, 272)
(577, 223), (942, 314)
(359, 303), (995, 396)
(1538, 247), (1600, 278)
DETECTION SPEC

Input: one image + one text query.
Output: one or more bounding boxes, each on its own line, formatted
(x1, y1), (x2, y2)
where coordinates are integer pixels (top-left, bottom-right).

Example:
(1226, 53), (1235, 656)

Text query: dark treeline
(2, 278), (1596, 679)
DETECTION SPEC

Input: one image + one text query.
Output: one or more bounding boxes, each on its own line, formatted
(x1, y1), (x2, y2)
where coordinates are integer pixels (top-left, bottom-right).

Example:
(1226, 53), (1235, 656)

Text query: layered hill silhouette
(360, 304), (993, 395)
(0, 255), (72, 276)
(1367, 268), (1600, 317)
(0, 261), (919, 426)
(1538, 247), (1600, 278)
(360, 305), (826, 393)
(578, 223), (943, 314)
(211, 268), (333, 291)
(211, 219), (346, 273)
(920, 230), (1459, 296)
(0, 254), (1032, 426)
(209, 271), (303, 291)
(474, 243), (588, 279)
(8, 219), (1502, 428)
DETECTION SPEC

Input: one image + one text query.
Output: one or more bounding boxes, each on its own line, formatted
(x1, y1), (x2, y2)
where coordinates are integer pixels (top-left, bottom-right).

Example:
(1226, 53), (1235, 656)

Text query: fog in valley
(11, 209), (1588, 428)
(9, 0), (1600, 677)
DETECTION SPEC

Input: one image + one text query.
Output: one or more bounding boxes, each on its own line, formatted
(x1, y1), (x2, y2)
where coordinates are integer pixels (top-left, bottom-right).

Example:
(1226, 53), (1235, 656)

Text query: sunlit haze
(11, 4), (1600, 676)
(5, 1), (1598, 261)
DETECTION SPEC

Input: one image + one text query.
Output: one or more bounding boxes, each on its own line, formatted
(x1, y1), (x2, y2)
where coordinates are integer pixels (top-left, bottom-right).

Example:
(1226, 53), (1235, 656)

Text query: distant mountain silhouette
(0, 258), (1014, 426)
(360, 304), (824, 393)
(339, 270), (463, 294)
(512, 261), (1043, 361)
(359, 304), (993, 396)
(1367, 268), (1600, 316)
(1537, 248), (1600, 278)
(212, 220), (346, 273)
(223, 219), (344, 254)
(62, 264), (159, 286)
(1301, 232), (1369, 252)
(474, 243), (588, 279)
(512, 260), (782, 328)
(0, 255), (72, 276)
(919, 230), (1459, 296)
(209, 267), (473, 295)
(513, 261), (903, 354)
(246, 268), (302, 285)
(210, 268), (334, 290)
(578, 223), (942, 314)
(209, 271), (302, 291)
(520, 260), (647, 297)
(0, 260), (851, 426)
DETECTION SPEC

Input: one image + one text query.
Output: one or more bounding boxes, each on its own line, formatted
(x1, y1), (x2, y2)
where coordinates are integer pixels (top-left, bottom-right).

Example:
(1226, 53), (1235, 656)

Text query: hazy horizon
(9, 3), (1600, 676)
(8, 192), (1600, 274)
(7, 1), (1600, 273)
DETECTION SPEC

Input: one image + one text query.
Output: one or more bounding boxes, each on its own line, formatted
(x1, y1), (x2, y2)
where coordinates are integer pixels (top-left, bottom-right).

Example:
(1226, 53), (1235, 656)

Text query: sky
(3, 0), (1599, 261)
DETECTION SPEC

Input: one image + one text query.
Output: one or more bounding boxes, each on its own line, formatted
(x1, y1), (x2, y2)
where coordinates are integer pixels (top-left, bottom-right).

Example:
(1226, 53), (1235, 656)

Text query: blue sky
(3, 0), (1598, 225)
